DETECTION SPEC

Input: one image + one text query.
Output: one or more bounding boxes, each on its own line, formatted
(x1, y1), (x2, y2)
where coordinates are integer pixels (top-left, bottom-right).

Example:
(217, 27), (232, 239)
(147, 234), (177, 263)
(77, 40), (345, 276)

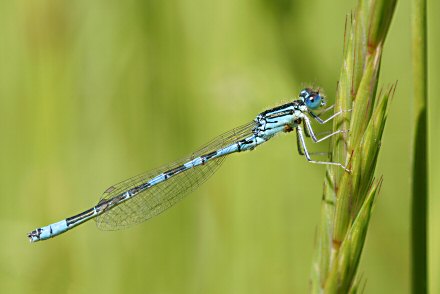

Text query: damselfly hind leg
(295, 135), (330, 157)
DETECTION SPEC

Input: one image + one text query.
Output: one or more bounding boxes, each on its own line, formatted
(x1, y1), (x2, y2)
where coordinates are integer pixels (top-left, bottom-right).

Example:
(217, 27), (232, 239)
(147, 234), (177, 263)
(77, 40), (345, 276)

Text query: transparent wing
(95, 121), (256, 230)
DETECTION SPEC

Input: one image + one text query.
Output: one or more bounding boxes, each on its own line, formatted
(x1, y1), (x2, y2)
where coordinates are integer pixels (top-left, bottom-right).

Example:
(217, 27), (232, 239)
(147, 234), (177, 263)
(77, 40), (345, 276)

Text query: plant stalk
(411, 0), (428, 292)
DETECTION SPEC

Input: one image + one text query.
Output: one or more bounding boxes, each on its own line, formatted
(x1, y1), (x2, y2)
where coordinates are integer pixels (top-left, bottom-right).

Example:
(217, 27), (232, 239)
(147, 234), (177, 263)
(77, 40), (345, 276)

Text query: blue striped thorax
(252, 88), (326, 139)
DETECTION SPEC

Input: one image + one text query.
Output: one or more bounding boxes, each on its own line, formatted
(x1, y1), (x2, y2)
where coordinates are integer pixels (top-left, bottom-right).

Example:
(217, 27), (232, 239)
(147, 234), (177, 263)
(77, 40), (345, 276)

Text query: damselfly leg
(294, 105), (350, 172)
(295, 125), (350, 172)
(303, 116), (348, 143)
(316, 104), (335, 116)
(308, 108), (351, 124)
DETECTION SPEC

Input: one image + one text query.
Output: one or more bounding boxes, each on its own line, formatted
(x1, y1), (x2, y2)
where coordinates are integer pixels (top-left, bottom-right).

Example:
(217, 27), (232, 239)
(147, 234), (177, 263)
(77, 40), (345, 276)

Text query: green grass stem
(411, 0), (428, 292)
(310, 0), (397, 292)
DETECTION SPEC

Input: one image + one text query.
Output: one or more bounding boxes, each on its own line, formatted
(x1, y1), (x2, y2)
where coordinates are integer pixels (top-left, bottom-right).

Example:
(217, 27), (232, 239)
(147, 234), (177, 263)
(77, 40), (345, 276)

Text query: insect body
(27, 88), (348, 242)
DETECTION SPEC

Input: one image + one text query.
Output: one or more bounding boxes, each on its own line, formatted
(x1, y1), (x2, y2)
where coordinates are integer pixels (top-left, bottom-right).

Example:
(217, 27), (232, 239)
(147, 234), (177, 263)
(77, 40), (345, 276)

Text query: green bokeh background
(1, 0), (439, 293)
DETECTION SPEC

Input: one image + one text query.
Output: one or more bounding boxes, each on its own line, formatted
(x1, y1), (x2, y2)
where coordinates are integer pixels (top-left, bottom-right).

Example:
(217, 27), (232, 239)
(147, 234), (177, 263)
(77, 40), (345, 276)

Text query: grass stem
(411, 0), (428, 292)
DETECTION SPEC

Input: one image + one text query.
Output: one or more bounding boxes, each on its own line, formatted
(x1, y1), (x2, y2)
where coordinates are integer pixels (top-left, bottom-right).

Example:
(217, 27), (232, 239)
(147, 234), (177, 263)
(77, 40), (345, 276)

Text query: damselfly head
(299, 88), (326, 110)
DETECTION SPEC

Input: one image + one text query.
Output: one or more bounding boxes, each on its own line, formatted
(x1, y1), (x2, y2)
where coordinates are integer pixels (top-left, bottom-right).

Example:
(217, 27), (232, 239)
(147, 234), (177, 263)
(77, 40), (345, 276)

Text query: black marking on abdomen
(139, 182), (151, 192)
(117, 179), (154, 203)
(244, 137), (256, 144)
(165, 164), (187, 177)
(202, 151), (217, 162)
(66, 207), (96, 226)
(237, 137), (257, 151)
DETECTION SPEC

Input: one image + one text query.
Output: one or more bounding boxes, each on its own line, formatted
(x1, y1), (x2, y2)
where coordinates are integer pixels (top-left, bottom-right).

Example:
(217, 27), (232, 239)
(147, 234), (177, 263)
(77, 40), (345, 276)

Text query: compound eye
(305, 93), (322, 110)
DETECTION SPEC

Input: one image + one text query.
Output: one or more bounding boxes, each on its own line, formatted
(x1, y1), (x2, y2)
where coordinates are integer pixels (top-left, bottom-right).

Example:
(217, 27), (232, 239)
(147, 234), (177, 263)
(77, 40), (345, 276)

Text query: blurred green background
(1, 0), (439, 293)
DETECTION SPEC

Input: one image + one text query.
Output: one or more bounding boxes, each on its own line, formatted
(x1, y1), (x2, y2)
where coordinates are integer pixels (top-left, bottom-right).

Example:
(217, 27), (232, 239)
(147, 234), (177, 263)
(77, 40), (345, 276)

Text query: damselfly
(27, 88), (349, 242)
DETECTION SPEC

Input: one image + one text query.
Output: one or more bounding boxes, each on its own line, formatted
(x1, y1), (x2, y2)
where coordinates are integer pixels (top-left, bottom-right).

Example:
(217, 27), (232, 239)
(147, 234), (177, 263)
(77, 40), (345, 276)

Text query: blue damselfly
(27, 88), (349, 242)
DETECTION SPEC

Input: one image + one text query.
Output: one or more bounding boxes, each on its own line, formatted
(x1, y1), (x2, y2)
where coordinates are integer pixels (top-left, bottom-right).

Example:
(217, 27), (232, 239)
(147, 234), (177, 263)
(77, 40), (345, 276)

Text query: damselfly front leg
(308, 107), (351, 124)
(316, 104), (335, 116)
